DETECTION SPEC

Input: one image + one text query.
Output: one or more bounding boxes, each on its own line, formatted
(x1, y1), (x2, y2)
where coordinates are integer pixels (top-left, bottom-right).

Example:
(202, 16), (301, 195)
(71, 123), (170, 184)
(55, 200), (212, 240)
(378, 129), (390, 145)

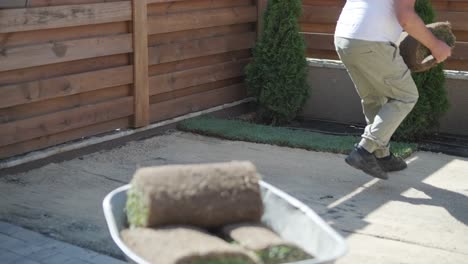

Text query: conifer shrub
(394, 0), (450, 141)
(245, 0), (309, 125)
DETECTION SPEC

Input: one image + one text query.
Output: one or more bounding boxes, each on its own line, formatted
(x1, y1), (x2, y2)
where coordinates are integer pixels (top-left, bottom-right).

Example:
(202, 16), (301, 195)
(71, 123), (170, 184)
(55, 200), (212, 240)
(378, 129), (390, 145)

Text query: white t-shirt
(335, 0), (403, 43)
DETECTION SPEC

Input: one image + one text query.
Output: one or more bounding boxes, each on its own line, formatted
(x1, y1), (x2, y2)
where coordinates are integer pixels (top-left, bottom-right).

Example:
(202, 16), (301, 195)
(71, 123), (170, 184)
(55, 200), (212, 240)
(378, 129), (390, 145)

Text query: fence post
(257, 0), (268, 39)
(132, 0), (150, 128)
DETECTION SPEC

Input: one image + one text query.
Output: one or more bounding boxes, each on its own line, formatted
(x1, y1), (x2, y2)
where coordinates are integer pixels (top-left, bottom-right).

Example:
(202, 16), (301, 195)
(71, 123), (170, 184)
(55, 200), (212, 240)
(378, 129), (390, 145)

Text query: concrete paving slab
(0, 222), (124, 264)
(336, 233), (467, 264)
(0, 131), (467, 263)
(0, 249), (22, 263)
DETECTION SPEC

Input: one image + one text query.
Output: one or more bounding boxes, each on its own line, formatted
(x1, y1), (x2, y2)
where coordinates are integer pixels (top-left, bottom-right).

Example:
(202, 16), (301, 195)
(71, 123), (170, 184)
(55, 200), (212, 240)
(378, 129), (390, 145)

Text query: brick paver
(0, 221), (125, 264)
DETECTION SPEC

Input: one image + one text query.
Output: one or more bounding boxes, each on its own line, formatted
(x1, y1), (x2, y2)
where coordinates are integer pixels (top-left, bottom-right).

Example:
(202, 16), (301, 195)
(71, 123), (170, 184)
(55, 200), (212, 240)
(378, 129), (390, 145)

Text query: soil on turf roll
(399, 21), (456, 73)
(126, 161), (263, 228)
(221, 223), (313, 264)
(121, 226), (261, 264)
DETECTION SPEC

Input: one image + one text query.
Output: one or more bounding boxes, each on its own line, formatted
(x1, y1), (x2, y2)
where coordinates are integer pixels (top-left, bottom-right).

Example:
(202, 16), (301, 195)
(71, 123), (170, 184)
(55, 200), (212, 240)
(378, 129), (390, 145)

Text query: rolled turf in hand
(221, 223), (313, 264)
(121, 226), (261, 264)
(126, 161), (263, 228)
(399, 21), (456, 73)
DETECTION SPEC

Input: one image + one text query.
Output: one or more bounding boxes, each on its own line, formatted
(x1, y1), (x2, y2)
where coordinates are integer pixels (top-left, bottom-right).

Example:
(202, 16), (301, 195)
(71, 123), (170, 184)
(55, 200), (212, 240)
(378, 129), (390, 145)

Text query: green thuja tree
(245, 0), (309, 125)
(394, 0), (450, 141)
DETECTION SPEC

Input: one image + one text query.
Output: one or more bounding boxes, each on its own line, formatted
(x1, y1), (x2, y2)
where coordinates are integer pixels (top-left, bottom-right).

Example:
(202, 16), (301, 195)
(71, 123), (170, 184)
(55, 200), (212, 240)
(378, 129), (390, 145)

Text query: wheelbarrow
(103, 181), (347, 264)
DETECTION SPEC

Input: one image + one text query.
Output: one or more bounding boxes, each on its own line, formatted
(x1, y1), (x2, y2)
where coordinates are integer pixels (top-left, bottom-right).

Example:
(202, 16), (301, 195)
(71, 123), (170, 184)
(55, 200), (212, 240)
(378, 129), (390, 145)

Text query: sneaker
(377, 153), (407, 172)
(345, 146), (388, 180)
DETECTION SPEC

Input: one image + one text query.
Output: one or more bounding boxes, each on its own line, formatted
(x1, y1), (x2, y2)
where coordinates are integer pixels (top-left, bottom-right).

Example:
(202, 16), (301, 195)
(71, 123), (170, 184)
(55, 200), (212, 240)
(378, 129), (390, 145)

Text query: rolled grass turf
(399, 21), (456, 72)
(126, 161), (264, 229)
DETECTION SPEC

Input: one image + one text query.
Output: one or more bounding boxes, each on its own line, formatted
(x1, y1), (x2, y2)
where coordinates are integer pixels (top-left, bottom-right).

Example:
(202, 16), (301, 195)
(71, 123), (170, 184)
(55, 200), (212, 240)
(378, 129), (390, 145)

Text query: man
(335, 0), (452, 179)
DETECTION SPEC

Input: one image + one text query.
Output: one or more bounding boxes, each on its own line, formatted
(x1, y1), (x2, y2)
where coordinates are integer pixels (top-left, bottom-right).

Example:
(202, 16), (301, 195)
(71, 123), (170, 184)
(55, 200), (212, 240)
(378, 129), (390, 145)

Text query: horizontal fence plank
(147, 0), (186, 3)
(452, 41), (468, 60)
(453, 30), (468, 42)
(0, 22), (129, 48)
(0, 85), (131, 124)
(302, 0), (345, 6)
(0, 1), (131, 33)
(150, 83), (246, 123)
(149, 23), (254, 46)
(149, 32), (256, 65)
(149, 59), (250, 96)
(437, 11), (468, 31)
(0, 54), (130, 86)
(0, 117), (130, 160)
(445, 42), (468, 71)
(28, 0), (126, 7)
(148, 6), (257, 35)
(150, 77), (244, 104)
(444, 59), (468, 71)
(306, 49), (339, 60)
(432, 0), (468, 12)
(0, 66), (133, 108)
(0, 97), (133, 147)
(0, 34), (132, 72)
(149, 49), (252, 76)
(301, 5), (341, 24)
(148, 0), (252, 16)
(303, 33), (335, 51)
(301, 23), (336, 34)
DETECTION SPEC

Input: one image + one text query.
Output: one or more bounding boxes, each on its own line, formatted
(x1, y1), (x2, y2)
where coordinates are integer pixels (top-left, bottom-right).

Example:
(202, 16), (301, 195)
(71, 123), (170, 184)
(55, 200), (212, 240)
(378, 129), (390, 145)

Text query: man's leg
(361, 72), (418, 172)
(361, 97), (392, 159)
(343, 66), (391, 157)
(357, 43), (418, 173)
(343, 70), (399, 167)
(335, 38), (389, 179)
(335, 37), (418, 178)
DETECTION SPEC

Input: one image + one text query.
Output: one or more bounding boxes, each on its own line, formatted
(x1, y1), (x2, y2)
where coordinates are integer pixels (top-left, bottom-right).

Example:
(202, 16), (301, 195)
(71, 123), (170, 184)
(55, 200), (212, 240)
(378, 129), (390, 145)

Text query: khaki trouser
(335, 37), (419, 158)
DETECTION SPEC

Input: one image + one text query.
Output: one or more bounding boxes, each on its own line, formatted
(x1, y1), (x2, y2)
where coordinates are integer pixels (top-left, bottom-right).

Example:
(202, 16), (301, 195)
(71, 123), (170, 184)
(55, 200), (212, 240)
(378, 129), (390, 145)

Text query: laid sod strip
(178, 117), (417, 159)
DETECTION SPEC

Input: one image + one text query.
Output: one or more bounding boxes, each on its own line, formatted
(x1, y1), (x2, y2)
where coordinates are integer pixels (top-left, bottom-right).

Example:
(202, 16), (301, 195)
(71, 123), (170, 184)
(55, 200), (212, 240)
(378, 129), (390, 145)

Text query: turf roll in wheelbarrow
(126, 161), (263, 228)
(121, 226), (261, 264)
(399, 21), (456, 73)
(222, 223), (313, 264)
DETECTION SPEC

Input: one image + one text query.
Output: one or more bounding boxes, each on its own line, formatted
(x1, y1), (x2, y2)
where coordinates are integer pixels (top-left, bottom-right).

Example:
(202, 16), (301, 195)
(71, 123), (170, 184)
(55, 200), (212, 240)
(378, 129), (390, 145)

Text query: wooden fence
(0, 0), (259, 159)
(301, 0), (468, 71)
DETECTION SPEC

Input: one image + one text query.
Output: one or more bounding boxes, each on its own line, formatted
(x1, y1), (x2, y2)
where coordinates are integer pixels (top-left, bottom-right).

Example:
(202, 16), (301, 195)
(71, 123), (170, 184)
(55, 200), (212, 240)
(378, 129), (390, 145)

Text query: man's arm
(395, 0), (452, 62)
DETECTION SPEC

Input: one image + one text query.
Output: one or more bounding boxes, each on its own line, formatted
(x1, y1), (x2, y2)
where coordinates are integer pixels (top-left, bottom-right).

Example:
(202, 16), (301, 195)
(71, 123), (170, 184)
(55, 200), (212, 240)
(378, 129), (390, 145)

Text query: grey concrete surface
(0, 131), (467, 263)
(0, 221), (124, 264)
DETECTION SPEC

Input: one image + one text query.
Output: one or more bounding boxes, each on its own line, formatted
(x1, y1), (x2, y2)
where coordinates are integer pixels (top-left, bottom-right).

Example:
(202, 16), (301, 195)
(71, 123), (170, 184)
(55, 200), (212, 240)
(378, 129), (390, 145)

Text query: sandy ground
(0, 131), (467, 263)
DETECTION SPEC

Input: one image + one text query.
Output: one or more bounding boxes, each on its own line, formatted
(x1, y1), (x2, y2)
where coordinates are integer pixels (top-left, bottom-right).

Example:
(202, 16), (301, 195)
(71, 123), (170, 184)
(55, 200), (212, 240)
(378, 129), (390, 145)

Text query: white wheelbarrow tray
(103, 181), (347, 264)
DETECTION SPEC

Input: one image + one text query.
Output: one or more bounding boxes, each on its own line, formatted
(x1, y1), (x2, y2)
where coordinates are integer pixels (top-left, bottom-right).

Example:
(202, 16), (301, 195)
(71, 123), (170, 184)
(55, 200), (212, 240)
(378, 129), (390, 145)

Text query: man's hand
(395, 0), (452, 63)
(430, 39), (452, 63)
